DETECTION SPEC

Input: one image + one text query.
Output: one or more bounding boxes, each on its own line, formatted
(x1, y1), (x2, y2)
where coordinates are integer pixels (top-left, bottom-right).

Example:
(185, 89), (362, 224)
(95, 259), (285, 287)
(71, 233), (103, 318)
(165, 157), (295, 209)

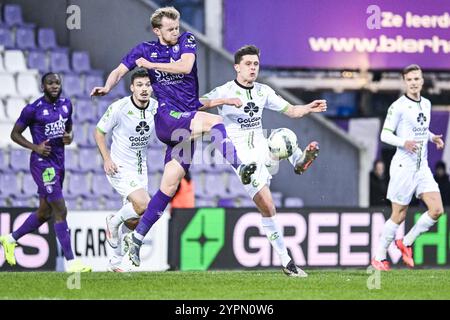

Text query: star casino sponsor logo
(45, 115), (68, 138)
(154, 69), (184, 85)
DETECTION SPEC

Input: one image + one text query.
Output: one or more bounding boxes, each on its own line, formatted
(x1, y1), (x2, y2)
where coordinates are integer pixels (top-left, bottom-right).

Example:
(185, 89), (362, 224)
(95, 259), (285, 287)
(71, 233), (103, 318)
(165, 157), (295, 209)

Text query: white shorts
(234, 136), (272, 199)
(387, 163), (439, 205)
(106, 170), (148, 205)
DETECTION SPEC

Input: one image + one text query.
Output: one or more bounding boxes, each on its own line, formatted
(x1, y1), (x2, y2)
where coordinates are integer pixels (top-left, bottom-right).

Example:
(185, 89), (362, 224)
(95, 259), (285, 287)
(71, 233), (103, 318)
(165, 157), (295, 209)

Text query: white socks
(6, 234), (16, 244)
(403, 211), (437, 246)
(288, 147), (303, 167)
(375, 219), (399, 261)
(261, 216), (291, 267)
(111, 202), (140, 226)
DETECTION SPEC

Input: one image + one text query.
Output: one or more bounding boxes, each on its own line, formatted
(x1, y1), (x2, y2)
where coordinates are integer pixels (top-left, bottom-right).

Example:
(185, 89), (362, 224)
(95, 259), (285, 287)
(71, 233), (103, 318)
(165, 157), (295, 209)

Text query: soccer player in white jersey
(372, 64), (445, 271)
(94, 69), (158, 272)
(201, 45), (327, 277)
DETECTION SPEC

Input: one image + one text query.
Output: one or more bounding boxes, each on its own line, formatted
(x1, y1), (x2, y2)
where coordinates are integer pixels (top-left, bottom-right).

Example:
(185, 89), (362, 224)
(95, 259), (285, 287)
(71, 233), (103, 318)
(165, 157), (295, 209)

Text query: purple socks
(135, 190), (172, 238)
(54, 221), (74, 260)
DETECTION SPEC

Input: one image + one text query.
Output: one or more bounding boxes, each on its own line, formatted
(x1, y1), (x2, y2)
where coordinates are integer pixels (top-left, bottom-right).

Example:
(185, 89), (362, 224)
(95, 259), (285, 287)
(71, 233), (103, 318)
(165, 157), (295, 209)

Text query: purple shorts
(30, 160), (65, 202)
(154, 108), (196, 172)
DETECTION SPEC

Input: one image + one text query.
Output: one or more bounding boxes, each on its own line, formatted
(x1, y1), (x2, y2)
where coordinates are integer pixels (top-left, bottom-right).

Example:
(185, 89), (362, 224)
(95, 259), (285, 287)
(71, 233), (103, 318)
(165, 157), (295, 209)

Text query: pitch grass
(0, 269), (449, 300)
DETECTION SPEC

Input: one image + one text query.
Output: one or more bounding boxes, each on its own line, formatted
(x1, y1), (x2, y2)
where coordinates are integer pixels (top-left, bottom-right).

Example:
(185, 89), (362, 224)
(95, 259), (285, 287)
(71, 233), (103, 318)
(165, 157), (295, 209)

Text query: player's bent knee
(133, 201), (149, 215)
(429, 208), (443, 220)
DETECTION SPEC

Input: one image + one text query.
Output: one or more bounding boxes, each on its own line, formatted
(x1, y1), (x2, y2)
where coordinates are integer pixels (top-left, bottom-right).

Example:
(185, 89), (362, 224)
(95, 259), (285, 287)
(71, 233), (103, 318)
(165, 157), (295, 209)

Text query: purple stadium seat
(96, 98), (114, 118)
(9, 148), (30, 171)
(148, 172), (161, 195)
(71, 51), (91, 73)
(21, 173), (37, 197)
(67, 172), (89, 197)
(3, 4), (23, 26)
(203, 173), (226, 197)
(227, 175), (248, 198)
(38, 28), (57, 50)
(65, 149), (79, 172)
(50, 49), (70, 73)
(195, 197), (216, 207)
(61, 73), (83, 98)
(0, 173), (20, 197)
(73, 123), (88, 146)
(85, 124), (98, 146)
(218, 198), (236, 208)
(0, 149), (6, 172)
(78, 147), (99, 172)
(91, 174), (114, 197)
(84, 74), (104, 95)
(74, 98), (97, 123)
(0, 26), (14, 48)
(103, 197), (124, 210)
(64, 194), (79, 210)
(27, 49), (48, 73)
(147, 149), (165, 173)
(109, 81), (127, 98)
(15, 26), (36, 50)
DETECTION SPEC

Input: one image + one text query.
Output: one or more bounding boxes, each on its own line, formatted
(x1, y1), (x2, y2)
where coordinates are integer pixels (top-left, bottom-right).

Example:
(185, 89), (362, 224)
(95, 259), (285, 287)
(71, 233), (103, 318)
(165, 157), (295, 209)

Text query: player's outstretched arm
(283, 100), (327, 118)
(90, 64), (129, 97)
(10, 124), (51, 156)
(136, 53), (195, 75)
(198, 98), (243, 111)
(94, 128), (118, 175)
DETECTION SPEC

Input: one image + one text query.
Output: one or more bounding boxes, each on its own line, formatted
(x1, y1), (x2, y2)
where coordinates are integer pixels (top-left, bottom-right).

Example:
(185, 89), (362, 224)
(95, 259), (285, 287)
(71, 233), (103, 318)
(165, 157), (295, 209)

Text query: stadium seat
(71, 51), (91, 73)
(9, 148), (30, 171)
(84, 74), (104, 95)
(195, 197), (216, 207)
(17, 72), (40, 98)
(0, 99), (8, 123)
(217, 198), (235, 208)
(65, 149), (79, 172)
(5, 97), (26, 121)
(3, 4), (24, 27)
(20, 173), (37, 197)
(0, 73), (18, 98)
(271, 191), (283, 207)
(37, 28), (57, 50)
(73, 123), (88, 146)
(85, 123), (98, 146)
(61, 73), (84, 97)
(0, 26), (14, 49)
(73, 98), (96, 123)
(226, 175), (248, 198)
(203, 173), (226, 197)
(64, 194), (80, 210)
(67, 172), (90, 197)
(237, 197), (256, 208)
(0, 149), (6, 172)
(147, 149), (165, 173)
(96, 98), (114, 118)
(27, 49), (48, 73)
(49, 49), (71, 73)
(109, 81), (127, 98)
(78, 147), (99, 172)
(15, 26), (36, 50)
(0, 173), (20, 196)
(103, 197), (124, 210)
(148, 172), (161, 195)
(91, 173), (114, 197)
(4, 50), (28, 73)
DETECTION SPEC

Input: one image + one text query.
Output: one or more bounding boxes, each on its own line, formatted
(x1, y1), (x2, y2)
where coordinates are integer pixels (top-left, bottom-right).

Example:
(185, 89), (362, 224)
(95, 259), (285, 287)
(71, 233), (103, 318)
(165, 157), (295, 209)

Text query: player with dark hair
(0, 72), (91, 272)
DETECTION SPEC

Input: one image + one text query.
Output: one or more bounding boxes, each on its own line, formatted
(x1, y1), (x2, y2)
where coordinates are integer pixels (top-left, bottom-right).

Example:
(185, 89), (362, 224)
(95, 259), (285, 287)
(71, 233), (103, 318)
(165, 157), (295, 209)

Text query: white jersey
(203, 80), (289, 153)
(97, 96), (158, 174)
(382, 95), (432, 170)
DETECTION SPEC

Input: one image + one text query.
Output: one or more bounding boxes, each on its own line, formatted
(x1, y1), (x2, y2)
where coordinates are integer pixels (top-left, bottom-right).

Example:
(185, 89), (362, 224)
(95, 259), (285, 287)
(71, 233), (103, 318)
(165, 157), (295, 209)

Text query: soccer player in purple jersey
(91, 7), (256, 266)
(0, 73), (91, 272)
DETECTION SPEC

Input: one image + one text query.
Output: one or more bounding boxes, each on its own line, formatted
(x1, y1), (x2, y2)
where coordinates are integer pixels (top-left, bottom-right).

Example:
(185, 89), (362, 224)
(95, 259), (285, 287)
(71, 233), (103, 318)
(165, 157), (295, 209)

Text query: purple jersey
(16, 96), (73, 168)
(121, 31), (202, 112)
